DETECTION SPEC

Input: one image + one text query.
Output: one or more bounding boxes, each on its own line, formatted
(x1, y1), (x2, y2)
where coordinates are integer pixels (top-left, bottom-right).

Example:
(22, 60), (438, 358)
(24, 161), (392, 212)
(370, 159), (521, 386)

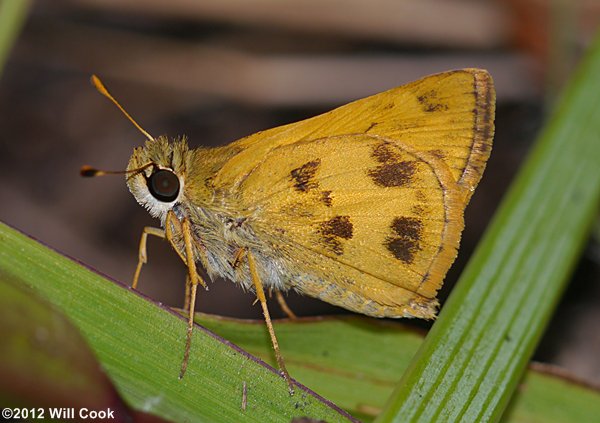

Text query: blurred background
(0, 0), (599, 386)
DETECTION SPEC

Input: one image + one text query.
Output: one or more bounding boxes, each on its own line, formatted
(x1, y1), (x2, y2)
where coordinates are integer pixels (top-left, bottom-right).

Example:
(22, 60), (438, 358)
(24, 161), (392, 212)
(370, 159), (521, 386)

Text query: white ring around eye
(129, 169), (185, 223)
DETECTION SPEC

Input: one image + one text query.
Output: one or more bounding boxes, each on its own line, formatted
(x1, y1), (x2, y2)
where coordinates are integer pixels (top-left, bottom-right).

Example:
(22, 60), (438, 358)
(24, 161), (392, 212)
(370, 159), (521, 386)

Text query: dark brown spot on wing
(371, 143), (398, 163)
(417, 90), (449, 112)
(323, 216), (353, 239)
(321, 190), (333, 207)
(386, 238), (420, 264)
(368, 142), (417, 187)
(290, 159), (321, 192)
(385, 217), (423, 264)
(319, 215), (353, 255)
(391, 216), (422, 239)
(368, 161), (416, 187)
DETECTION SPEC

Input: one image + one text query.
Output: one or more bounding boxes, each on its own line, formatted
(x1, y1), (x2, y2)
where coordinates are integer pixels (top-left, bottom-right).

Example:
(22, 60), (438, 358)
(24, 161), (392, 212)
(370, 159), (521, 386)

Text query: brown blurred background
(1, 0), (599, 386)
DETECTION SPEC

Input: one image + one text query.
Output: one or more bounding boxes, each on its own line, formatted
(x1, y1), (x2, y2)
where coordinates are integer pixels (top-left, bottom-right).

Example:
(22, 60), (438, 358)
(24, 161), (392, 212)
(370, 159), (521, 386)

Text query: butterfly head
(126, 136), (190, 221)
(81, 76), (196, 223)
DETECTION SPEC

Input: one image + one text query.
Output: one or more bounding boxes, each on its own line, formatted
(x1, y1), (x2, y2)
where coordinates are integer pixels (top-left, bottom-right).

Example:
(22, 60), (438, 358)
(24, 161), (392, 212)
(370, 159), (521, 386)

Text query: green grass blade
(375, 32), (600, 423)
(504, 365), (600, 423)
(0, 222), (355, 423)
(195, 314), (600, 423)
(0, 0), (30, 78)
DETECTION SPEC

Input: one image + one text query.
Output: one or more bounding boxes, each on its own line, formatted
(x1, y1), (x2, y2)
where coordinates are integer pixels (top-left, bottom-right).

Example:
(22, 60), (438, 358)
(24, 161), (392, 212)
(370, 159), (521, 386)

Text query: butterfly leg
(169, 214), (203, 379)
(163, 213), (207, 291)
(134, 211), (207, 378)
(246, 250), (294, 395)
(183, 274), (191, 314)
(132, 227), (165, 289)
(133, 222), (207, 291)
(275, 291), (298, 319)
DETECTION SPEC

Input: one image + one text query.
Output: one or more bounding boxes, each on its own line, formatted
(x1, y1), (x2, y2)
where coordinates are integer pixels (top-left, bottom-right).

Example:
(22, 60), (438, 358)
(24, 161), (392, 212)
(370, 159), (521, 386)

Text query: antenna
(91, 75), (154, 142)
(80, 163), (155, 178)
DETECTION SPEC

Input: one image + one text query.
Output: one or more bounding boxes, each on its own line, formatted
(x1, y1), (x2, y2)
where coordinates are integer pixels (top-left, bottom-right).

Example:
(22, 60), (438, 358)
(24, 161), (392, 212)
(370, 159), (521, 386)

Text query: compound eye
(147, 169), (180, 202)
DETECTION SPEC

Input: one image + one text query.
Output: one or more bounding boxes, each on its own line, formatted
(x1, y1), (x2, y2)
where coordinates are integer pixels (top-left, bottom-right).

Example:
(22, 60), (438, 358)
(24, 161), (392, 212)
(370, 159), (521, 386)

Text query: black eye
(147, 169), (180, 202)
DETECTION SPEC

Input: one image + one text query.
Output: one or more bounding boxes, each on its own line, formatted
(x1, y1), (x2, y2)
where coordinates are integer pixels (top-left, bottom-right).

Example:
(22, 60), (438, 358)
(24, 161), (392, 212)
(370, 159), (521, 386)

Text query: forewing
(216, 69), (494, 198)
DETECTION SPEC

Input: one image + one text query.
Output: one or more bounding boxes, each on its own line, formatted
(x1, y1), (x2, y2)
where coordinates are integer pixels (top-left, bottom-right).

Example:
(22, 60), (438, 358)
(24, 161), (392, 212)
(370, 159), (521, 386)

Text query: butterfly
(82, 69), (495, 393)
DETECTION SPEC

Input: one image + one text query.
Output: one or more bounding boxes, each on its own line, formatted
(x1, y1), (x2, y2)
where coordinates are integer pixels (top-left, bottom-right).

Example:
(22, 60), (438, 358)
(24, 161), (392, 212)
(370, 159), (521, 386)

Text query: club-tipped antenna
(91, 75), (154, 142)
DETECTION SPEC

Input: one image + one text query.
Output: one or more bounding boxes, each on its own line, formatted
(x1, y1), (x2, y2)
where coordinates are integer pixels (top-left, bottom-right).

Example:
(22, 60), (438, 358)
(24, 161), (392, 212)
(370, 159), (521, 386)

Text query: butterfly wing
(211, 69), (495, 318)
(218, 69), (494, 195)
